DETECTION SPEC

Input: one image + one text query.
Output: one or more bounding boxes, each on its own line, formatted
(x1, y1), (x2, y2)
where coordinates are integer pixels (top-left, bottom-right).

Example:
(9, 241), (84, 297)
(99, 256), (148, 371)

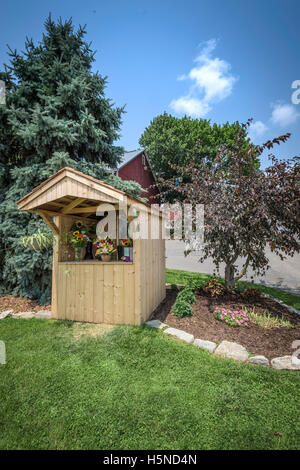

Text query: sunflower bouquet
(120, 238), (131, 247)
(69, 221), (90, 249)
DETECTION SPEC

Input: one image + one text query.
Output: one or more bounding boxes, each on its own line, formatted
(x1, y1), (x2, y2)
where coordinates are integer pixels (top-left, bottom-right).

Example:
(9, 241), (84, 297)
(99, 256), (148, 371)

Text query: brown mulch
(151, 289), (300, 360)
(0, 295), (51, 313)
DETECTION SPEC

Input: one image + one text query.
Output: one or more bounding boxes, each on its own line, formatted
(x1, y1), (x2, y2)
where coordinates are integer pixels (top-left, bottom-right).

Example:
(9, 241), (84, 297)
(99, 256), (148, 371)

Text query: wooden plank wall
(133, 212), (166, 324)
(57, 262), (136, 324)
(53, 211), (166, 326)
(137, 238), (165, 323)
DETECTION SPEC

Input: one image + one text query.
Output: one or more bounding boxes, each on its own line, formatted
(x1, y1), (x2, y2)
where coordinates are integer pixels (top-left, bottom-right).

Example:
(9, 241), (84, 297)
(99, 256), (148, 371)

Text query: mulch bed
(151, 289), (300, 360)
(0, 295), (51, 313)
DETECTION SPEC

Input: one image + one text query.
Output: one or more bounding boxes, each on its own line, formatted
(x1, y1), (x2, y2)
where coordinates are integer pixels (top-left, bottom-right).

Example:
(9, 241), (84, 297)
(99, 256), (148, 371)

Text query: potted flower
(68, 221), (90, 261)
(117, 238), (132, 261)
(93, 237), (116, 262)
(120, 238), (131, 247)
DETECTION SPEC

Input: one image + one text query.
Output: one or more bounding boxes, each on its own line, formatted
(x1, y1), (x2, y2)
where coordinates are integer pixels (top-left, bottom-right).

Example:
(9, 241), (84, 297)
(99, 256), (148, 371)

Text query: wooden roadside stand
(17, 167), (166, 325)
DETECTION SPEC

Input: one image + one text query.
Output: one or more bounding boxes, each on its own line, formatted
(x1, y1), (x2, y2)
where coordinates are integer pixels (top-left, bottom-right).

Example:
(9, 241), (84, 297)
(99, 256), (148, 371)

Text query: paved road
(166, 240), (300, 296)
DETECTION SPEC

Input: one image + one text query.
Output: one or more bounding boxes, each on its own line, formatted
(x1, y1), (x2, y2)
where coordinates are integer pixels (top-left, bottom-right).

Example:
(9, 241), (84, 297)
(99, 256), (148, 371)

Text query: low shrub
(172, 300), (194, 318)
(203, 278), (226, 297)
(186, 276), (206, 292)
(234, 284), (246, 294)
(214, 307), (249, 327)
(240, 287), (261, 299)
(177, 289), (196, 304)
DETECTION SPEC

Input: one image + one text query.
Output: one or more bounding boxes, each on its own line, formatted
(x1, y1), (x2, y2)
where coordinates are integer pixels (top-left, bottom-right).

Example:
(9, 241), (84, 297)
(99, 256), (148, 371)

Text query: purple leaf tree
(160, 120), (300, 290)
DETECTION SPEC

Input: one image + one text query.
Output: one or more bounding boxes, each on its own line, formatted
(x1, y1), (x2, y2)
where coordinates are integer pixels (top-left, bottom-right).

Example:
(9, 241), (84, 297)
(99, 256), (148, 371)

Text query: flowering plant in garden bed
(214, 307), (249, 327)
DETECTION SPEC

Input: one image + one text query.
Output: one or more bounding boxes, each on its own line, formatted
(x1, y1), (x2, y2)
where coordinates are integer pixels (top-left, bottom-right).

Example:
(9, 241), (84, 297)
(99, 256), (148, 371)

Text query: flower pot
(74, 247), (83, 261)
(101, 254), (112, 262)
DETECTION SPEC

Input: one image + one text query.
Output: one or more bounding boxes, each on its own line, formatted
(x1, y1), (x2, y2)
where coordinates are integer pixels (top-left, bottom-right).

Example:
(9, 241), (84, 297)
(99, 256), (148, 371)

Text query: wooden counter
(58, 260), (133, 265)
(56, 261), (135, 324)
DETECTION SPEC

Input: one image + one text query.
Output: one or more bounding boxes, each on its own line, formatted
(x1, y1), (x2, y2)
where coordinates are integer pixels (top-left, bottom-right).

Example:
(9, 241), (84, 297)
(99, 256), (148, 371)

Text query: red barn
(117, 149), (160, 204)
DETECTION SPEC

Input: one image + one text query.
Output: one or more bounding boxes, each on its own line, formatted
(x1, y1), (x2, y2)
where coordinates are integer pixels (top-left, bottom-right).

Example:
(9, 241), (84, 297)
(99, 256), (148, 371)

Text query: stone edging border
(145, 319), (300, 371)
(0, 309), (51, 320)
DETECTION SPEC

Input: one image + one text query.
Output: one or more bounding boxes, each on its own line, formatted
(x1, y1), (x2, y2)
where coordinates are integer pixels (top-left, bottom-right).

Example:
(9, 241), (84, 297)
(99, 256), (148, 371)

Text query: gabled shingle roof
(118, 149), (145, 169)
(118, 149), (159, 186)
(17, 166), (151, 212)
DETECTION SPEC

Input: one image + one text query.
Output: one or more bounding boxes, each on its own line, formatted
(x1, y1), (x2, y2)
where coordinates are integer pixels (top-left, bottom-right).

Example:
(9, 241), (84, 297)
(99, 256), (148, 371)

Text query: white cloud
(248, 121), (268, 141)
(190, 55), (236, 103)
(271, 103), (299, 127)
(197, 38), (217, 60)
(177, 74), (187, 81)
(170, 39), (237, 118)
(170, 96), (211, 118)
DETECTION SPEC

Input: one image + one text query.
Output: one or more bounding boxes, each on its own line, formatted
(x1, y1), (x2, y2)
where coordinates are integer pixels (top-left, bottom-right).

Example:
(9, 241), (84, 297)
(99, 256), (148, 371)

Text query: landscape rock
(35, 310), (52, 319)
(249, 355), (269, 366)
(164, 327), (194, 344)
(214, 340), (249, 362)
(194, 339), (216, 353)
(0, 310), (14, 319)
(145, 319), (167, 329)
(15, 312), (35, 319)
(271, 356), (300, 370)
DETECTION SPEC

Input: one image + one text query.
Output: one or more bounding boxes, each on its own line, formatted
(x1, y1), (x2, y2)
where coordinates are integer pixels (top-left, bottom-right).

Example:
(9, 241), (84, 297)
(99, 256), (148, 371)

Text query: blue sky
(1, 0), (299, 167)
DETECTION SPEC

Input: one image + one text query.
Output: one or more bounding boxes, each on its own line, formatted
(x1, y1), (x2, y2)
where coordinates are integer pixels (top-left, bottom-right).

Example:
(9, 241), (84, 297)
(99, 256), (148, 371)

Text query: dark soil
(151, 289), (300, 360)
(0, 295), (51, 313)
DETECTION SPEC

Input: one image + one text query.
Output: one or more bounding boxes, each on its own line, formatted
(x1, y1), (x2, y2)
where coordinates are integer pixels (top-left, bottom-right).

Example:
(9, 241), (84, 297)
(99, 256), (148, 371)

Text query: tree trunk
(225, 264), (235, 290)
(225, 255), (250, 290)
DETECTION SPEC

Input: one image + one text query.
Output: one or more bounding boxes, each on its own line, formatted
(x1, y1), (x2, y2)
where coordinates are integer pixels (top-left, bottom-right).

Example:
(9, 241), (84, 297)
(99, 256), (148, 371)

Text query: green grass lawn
(166, 268), (300, 310)
(0, 318), (299, 450)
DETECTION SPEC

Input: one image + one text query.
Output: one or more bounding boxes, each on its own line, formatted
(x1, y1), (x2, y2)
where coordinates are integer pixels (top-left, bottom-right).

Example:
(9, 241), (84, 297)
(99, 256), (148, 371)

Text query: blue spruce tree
(0, 16), (142, 303)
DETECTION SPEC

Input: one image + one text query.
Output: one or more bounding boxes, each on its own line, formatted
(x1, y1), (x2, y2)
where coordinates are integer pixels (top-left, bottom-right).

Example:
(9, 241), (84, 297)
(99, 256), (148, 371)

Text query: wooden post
(51, 215), (60, 319)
